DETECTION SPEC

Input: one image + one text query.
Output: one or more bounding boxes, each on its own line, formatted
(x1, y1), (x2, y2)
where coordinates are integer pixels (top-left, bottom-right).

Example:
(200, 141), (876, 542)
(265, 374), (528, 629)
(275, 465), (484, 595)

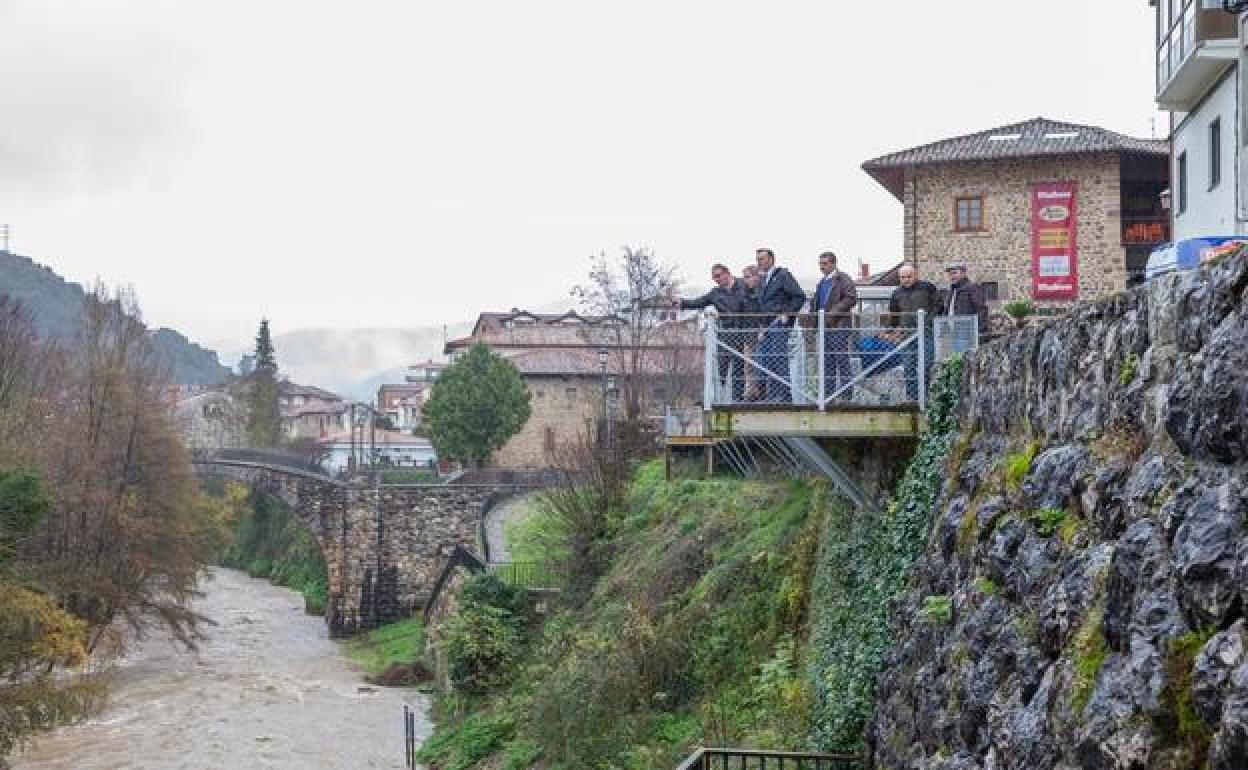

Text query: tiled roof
(862, 117), (1169, 200)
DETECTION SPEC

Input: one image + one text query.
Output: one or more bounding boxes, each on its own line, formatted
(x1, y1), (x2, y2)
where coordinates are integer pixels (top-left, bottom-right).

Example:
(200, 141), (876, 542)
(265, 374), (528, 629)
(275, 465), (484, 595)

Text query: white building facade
(1154, 1), (1248, 239)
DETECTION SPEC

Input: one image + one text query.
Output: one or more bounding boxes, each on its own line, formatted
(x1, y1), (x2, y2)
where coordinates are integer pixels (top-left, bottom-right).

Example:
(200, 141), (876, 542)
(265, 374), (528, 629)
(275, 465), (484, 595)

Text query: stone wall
(491, 376), (602, 469)
(869, 249), (1248, 768)
(903, 153), (1126, 312)
(192, 461), (501, 637)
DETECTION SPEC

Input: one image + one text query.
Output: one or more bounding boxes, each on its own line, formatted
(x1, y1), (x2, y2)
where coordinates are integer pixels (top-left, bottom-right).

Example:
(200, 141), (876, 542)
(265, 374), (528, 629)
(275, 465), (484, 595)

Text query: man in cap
(941, 263), (989, 339)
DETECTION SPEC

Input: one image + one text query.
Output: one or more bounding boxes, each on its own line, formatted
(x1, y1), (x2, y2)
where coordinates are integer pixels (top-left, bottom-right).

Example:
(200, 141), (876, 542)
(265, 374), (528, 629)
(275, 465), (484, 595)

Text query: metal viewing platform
(664, 310), (978, 505)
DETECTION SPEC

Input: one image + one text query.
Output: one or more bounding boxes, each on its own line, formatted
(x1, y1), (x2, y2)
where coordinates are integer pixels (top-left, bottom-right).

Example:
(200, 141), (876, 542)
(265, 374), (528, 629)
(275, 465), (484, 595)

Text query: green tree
(0, 469), (97, 767)
(0, 468), (51, 566)
(424, 344), (531, 468)
(246, 319), (281, 448)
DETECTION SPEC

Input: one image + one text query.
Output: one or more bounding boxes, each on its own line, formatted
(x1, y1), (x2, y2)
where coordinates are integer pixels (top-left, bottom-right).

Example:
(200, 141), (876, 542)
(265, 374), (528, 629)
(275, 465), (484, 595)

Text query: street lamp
(597, 348), (609, 448)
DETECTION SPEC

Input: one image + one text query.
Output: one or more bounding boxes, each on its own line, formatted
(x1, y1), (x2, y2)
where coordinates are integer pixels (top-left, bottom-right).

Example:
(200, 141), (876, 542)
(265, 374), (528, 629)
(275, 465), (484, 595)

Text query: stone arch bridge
(192, 453), (542, 637)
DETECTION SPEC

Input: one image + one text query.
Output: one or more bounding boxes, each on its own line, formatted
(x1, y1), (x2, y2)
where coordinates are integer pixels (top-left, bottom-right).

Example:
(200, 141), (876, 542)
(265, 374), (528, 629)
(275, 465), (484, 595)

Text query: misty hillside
(227, 324), (473, 400)
(0, 250), (232, 385)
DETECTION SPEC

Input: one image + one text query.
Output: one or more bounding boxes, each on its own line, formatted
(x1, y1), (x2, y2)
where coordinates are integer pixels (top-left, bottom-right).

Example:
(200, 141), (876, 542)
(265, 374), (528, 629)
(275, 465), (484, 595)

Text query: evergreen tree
(424, 344), (531, 468)
(246, 319), (281, 448)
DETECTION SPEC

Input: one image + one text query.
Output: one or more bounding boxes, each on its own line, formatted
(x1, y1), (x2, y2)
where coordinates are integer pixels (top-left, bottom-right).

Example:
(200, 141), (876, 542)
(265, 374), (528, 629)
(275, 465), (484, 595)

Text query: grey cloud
(0, 1), (189, 195)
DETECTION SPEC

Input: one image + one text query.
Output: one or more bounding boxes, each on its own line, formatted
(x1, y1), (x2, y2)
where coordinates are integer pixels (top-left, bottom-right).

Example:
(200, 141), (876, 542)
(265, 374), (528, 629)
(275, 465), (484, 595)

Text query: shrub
(1003, 300), (1033, 319)
(1155, 628), (1217, 765)
(919, 596), (953, 625)
(1119, 353), (1139, 386)
(1069, 607), (1107, 715)
(1003, 442), (1039, 492)
(1028, 506), (1067, 537)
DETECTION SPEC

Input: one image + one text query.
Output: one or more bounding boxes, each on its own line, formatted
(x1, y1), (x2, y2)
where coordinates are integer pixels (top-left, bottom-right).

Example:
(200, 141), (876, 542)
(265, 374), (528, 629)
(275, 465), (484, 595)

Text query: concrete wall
(903, 153), (1127, 312)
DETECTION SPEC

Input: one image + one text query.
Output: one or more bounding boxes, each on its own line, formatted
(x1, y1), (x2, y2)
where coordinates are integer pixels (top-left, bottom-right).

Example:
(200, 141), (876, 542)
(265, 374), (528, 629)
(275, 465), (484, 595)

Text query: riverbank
(14, 568), (430, 770)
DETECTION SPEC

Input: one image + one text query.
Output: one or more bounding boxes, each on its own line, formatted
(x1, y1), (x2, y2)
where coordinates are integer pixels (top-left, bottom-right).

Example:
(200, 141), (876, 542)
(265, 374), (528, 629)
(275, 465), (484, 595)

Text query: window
(543, 426), (556, 453)
(534, 389), (545, 399)
(1210, 117), (1221, 188)
(1178, 151), (1188, 215)
(954, 196), (984, 232)
(565, 387), (577, 399)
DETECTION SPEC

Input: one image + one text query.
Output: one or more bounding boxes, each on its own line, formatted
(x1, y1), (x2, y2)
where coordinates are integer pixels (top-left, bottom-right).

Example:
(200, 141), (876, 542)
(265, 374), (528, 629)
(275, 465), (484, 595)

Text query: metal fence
(702, 311), (977, 411)
(486, 561), (564, 591)
(675, 748), (862, 770)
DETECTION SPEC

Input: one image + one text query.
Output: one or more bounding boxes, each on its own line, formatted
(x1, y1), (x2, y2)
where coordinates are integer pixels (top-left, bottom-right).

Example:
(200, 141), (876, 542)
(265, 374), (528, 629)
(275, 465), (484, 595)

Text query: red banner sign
(1030, 181), (1079, 300)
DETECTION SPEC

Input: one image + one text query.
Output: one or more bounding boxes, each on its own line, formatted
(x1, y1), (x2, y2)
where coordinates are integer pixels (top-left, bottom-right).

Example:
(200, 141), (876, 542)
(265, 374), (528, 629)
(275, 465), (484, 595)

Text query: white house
(318, 429), (437, 475)
(1152, 1), (1247, 239)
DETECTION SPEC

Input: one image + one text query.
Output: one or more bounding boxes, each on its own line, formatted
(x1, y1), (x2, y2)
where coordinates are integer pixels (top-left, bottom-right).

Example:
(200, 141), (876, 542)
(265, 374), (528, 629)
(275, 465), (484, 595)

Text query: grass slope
(418, 461), (832, 770)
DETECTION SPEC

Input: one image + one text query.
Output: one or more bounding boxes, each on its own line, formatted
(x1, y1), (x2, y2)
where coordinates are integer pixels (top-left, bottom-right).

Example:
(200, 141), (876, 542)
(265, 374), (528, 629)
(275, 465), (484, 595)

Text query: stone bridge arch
(192, 458), (527, 637)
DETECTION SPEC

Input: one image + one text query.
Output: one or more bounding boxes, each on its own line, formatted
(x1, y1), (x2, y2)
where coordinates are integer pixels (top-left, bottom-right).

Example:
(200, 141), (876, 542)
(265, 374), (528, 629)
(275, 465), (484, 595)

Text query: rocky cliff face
(869, 249), (1248, 769)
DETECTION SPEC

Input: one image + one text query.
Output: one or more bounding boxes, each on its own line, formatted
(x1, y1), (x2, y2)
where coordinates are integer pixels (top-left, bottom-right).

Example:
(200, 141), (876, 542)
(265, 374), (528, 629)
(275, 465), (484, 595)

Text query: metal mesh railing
(701, 312), (977, 412)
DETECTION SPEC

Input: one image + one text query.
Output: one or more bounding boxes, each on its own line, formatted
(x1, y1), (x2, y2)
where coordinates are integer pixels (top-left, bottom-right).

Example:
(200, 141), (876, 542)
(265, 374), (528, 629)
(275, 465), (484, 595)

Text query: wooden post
(664, 444), (673, 480)
(704, 442), (714, 478)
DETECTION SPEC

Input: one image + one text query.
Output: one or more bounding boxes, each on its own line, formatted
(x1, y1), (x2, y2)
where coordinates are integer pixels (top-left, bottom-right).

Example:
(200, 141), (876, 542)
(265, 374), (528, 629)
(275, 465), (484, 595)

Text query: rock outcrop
(869, 249), (1248, 769)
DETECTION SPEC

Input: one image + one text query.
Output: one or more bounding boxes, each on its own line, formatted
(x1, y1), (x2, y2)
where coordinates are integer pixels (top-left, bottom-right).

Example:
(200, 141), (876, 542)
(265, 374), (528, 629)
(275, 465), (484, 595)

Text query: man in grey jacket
(674, 264), (749, 401)
(941, 264), (990, 340)
(809, 251), (858, 401)
(754, 248), (807, 403)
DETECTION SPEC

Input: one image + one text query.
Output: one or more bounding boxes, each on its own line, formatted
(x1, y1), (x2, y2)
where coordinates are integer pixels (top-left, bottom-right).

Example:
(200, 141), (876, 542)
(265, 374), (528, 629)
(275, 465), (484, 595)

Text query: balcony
(1155, 3), (1239, 112)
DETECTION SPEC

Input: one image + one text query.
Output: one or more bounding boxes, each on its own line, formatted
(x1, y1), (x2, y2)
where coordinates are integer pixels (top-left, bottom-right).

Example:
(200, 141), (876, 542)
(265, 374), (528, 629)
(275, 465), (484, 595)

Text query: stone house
(862, 117), (1169, 314)
(444, 310), (701, 469)
(278, 381), (348, 440)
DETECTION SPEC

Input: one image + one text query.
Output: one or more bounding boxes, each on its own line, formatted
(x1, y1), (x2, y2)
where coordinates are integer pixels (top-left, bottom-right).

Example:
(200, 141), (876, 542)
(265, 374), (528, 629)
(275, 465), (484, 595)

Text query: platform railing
(675, 748), (862, 770)
(702, 311), (976, 412)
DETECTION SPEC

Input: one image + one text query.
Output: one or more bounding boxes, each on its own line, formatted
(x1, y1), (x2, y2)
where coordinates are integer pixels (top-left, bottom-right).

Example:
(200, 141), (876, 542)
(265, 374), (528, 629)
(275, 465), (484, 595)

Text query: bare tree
(572, 247), (700, 451)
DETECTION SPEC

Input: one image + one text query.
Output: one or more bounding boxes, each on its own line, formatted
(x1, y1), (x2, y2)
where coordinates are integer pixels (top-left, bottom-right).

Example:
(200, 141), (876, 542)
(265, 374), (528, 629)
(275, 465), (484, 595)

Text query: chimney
(859, 262), (870, 280)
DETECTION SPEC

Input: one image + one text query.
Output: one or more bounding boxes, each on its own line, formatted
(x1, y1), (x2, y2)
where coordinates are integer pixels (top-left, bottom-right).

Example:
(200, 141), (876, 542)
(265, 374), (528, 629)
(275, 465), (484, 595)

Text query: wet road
(14, 568), (431, 770)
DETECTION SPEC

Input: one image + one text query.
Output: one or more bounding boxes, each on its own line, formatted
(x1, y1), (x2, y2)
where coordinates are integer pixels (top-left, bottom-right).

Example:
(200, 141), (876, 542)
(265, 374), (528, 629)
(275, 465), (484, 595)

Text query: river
(14, 568), (432, 770)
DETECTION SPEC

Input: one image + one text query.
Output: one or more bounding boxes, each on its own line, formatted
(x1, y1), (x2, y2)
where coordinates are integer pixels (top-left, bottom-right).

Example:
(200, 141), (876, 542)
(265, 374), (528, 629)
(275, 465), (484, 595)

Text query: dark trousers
(759, 322), (791, 403)
(822, 328), (855, 401)
(718, 341), (745, 402)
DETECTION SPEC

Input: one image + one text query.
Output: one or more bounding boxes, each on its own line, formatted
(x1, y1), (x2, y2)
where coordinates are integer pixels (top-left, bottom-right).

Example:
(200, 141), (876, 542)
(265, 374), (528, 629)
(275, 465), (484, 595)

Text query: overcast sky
(2, 1), (1162, 349)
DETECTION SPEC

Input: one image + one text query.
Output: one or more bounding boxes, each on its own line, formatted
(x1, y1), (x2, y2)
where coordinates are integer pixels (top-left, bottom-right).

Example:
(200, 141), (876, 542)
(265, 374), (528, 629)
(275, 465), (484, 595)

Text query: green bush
(347, 618), (426, 677)
(1003, 442), (1039, 491)
(1028, 506), (1068, 537)
(415, 710), (515, 770)
(440, 575), (528, 694)
(919, 596), (953, 625)
(218, 488), (328, 613)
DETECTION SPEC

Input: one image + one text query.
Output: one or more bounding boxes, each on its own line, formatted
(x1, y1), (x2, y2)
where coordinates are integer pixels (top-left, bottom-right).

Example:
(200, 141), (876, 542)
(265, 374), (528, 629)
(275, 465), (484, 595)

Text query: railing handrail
(675, 747), (863, 770)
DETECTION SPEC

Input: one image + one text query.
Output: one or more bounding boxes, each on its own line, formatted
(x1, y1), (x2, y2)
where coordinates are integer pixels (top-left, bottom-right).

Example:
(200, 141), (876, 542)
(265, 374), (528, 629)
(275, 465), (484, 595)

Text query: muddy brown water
(14, 568), (432, 770)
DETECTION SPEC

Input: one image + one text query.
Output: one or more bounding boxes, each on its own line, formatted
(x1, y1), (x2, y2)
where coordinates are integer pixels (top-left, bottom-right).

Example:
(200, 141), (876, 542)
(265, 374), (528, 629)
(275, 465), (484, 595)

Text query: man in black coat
(754, 247), (807, 403)
(809, 251), (858, 401)
(674, 263), (749, 401)
(940, 264), (990, 340)
(888, 264), (941, 401)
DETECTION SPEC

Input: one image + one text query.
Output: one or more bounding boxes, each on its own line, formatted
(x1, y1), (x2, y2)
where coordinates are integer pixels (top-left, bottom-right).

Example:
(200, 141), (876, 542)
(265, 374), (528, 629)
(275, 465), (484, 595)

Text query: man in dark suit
(673, 263), (749, 401)
(888, 263), (942, 401)
(753, 247), (807, 403)
(809, 251), (858, 401)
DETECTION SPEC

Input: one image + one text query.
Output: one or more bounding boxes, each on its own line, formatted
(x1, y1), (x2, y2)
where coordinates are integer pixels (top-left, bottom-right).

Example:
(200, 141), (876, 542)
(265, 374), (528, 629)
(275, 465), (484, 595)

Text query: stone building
(174, 391), (248, 450)
(445, 310), (701, 469)
(862, 117), (1169, 314)
(278, 381), (348, 441)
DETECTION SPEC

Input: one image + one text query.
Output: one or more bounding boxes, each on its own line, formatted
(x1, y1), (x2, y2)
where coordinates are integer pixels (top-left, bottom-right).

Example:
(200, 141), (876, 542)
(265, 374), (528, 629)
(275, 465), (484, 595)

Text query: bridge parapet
(192, 457), (543, 637)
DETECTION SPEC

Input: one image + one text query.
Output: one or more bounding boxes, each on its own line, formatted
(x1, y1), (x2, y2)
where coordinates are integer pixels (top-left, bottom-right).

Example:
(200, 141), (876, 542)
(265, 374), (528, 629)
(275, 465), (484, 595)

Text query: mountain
(0, 250), (231, 385)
